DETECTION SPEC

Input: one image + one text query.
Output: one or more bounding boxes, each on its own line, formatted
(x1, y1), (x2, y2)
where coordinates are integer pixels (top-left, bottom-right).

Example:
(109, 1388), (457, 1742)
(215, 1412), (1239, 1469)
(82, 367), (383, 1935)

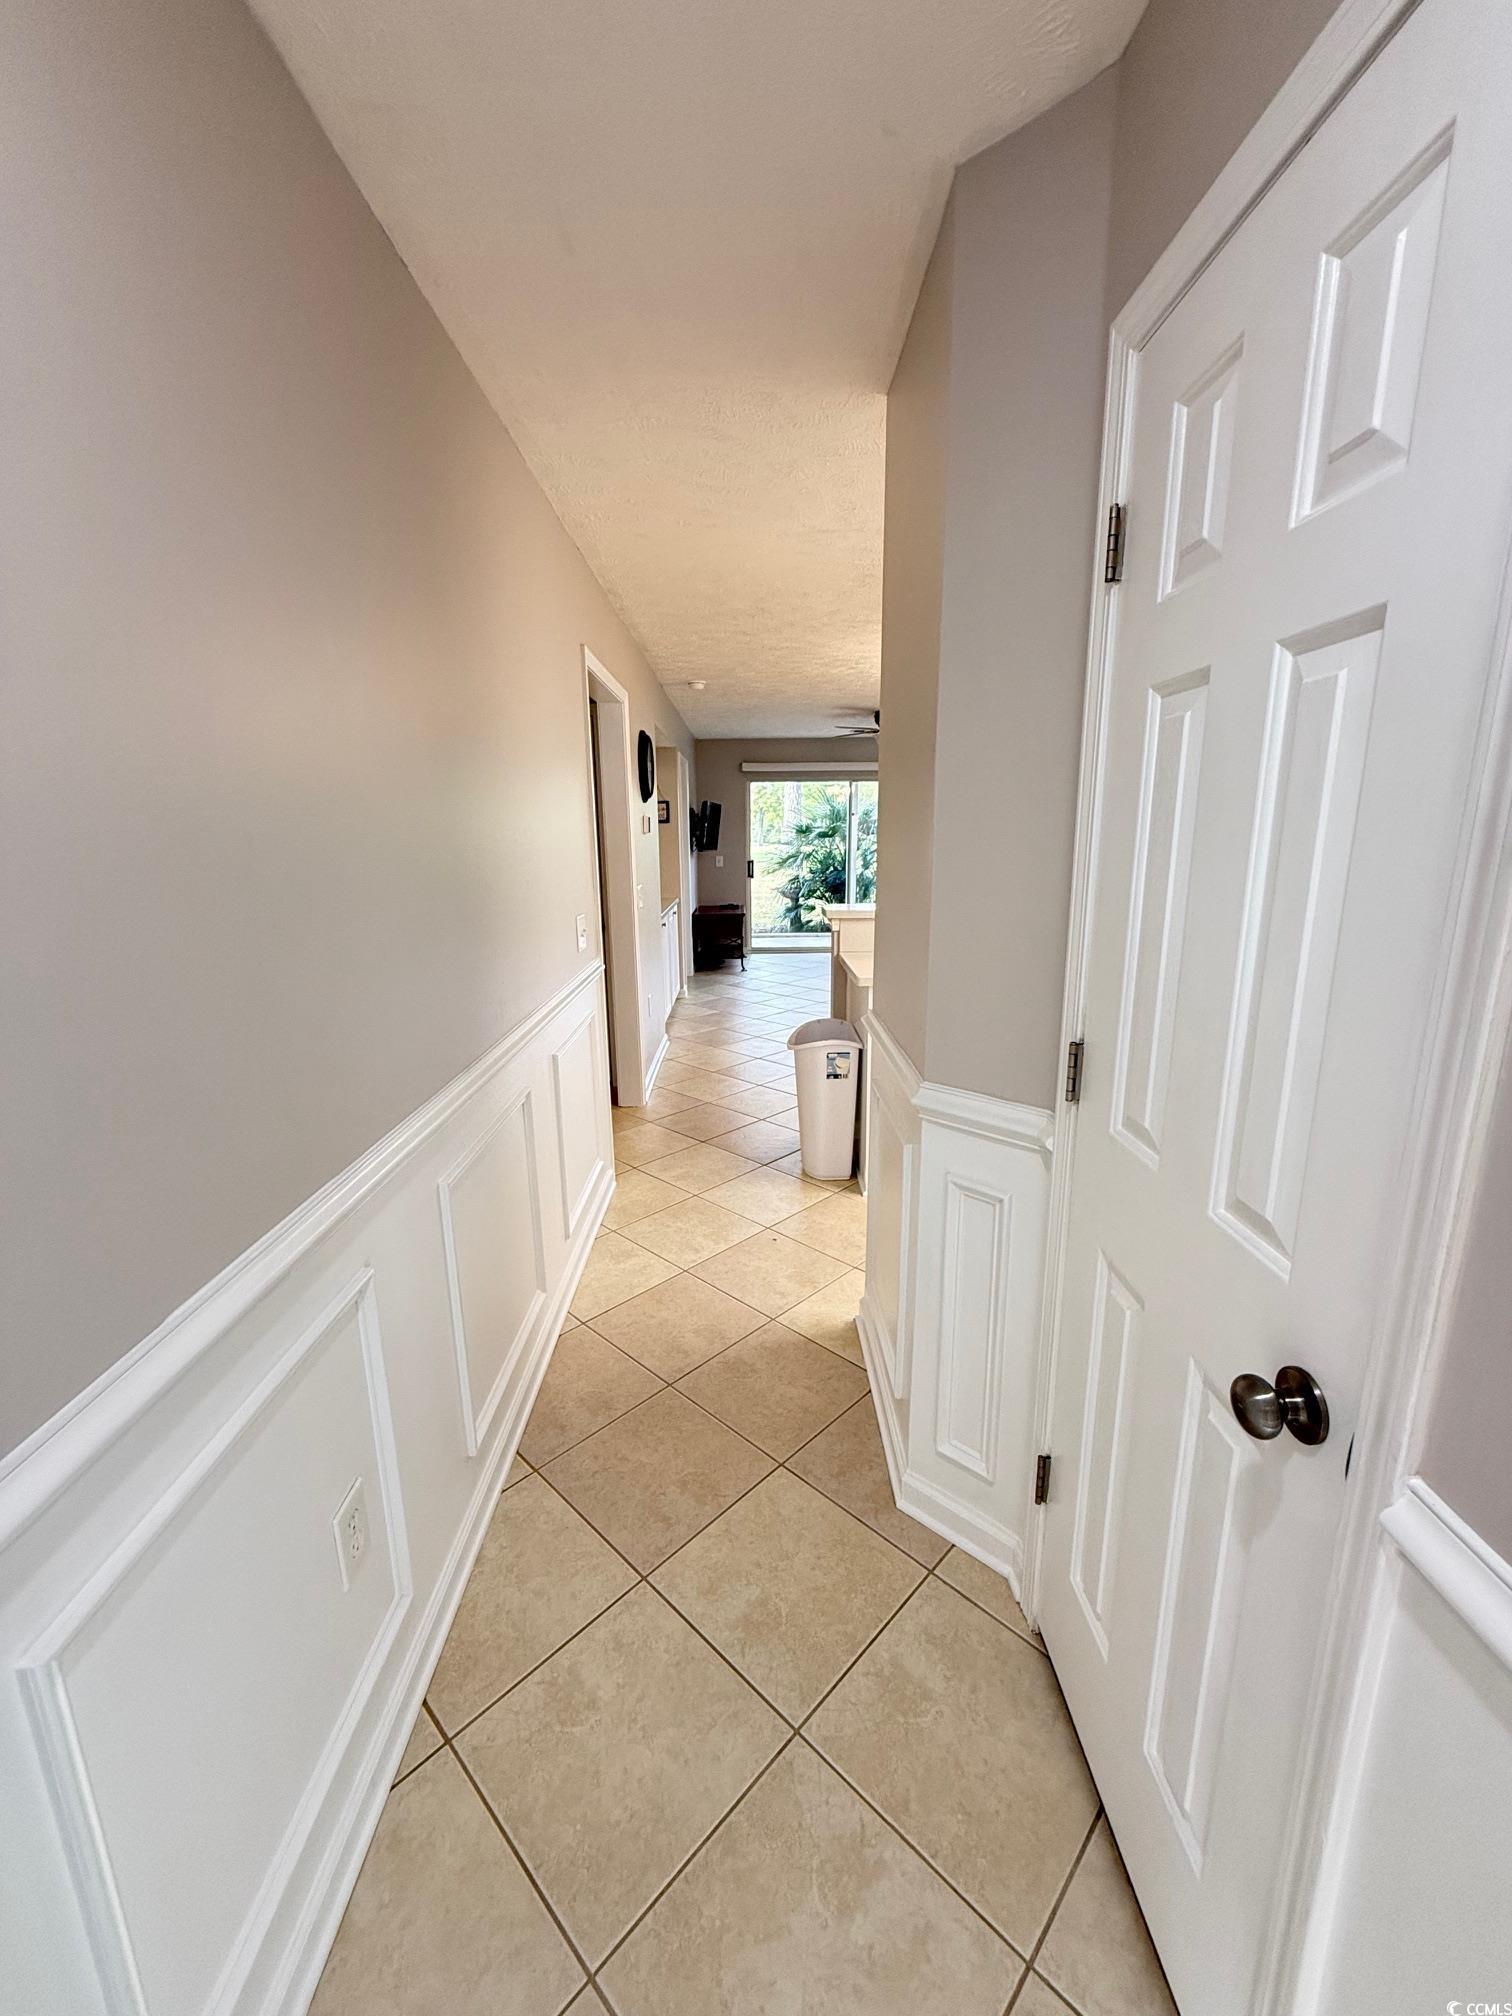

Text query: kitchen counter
(822, 904), (875, 1017)
(828, 927), (875, 1192)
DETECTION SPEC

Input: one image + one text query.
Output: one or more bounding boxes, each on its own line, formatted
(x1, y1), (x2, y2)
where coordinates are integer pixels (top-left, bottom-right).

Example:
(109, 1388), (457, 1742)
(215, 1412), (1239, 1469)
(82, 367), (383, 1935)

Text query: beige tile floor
(313, 952), (1176, 2016)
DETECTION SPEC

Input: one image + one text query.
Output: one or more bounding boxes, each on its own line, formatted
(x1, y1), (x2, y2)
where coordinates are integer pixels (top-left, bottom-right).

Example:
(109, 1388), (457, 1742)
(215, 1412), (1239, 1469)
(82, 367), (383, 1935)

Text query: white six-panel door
(1039, 4), (1512, 2009)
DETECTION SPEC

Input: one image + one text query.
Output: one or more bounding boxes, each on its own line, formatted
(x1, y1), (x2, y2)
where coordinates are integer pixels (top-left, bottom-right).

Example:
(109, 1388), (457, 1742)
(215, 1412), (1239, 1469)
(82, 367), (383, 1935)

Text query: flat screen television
(691, 800), (722, 852)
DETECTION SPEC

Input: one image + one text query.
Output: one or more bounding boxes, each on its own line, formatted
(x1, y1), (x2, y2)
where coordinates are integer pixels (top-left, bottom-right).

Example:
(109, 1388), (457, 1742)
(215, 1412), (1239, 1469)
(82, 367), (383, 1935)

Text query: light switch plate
(576, 913), (588, 952)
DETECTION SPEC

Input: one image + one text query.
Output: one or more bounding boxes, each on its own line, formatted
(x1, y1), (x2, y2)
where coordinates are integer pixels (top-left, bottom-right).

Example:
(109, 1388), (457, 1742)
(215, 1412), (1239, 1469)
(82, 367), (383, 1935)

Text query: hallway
(311, 955), (1173, 2016)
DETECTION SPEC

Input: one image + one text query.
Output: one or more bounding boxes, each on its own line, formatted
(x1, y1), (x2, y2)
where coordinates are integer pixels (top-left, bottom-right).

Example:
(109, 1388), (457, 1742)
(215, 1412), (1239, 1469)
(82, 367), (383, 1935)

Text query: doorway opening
(656, 742), (694, 1001)
(747, 777), (878, 948)
(582, 647), (647, 1105)
(587, 698), (618, 1098)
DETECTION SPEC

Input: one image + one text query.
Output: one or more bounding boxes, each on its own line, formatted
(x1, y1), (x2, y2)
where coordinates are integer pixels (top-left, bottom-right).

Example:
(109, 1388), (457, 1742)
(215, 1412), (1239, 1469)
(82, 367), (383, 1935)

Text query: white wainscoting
(1299, 1480), (1512, 2013)
(858, 1013), (1053, 1597)
(856, 1017), (922, 1483)
(0, 964), (614, 2016)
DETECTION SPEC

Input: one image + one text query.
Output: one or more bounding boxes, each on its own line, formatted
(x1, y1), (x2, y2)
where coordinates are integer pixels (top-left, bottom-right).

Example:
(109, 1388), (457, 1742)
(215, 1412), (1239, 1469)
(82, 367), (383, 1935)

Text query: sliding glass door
(747, 778), (878, 938)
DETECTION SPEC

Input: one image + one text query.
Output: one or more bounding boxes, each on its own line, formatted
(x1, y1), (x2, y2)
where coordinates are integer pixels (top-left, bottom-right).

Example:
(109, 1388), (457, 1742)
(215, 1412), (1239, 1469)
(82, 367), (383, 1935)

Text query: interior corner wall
(872, 206), (953, 1077)
(921, 68), (1118, 1108)
(1419, 1037), (1512, 1562)
(0, 0), (691, 1459)
(692, 738), (880, 922)
(1105, 0), (1340, 313)
(875, 0), (1348, 1112)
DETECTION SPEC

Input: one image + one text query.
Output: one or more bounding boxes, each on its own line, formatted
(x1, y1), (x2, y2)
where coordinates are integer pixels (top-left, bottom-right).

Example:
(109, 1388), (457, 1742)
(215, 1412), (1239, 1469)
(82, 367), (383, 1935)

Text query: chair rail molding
(859, 1011), (1052, 1596)
(0, 963), (615, 2016)
(1287, 1480), (1512, 2010)
(1380, 1478), (1512, 1686)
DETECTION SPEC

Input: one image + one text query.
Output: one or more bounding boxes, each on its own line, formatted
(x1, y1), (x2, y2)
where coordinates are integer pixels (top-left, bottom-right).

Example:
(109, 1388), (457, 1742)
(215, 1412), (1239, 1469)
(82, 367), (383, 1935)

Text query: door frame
(744, 771), (878, 947)
(1023, 0), (1512, 2008)
(582, 646), (649, 1105)
(667, 746), (694, 993)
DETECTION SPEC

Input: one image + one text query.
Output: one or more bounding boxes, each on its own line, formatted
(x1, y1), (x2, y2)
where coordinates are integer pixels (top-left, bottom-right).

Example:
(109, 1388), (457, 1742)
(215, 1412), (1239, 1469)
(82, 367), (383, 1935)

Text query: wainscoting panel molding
(859, 1013), (1053, 1597)
(550, 994), (613, 1242)
(438, 1089), (548, 1459)
(1298, 1481), (1512, 2012)
(857, 1015), (920, 1434)
(0, 964), (614, 2016)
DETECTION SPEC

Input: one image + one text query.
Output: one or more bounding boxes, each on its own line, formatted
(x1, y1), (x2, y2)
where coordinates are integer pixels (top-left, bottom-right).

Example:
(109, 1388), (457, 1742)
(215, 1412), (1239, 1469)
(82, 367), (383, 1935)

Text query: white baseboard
(858, 1012), (1050, 1601)
(856, 1291), (906, 1493)
(898, 1470), (1026, 1594)
(273, 1159), (612, 2016)
(639, 1029), (670, 1103)
(0, 966), (615, 2016)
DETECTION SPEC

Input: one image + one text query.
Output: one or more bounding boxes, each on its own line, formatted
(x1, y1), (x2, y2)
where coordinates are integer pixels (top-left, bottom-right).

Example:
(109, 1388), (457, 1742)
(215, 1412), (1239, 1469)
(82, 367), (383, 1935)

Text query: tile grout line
(1000, 1806), (1103, 2016)
(581, 1292), (866, 1377)
(456, 1676), (805, 2007)
(582, 1734), (803, 1994)
(393, 965), (1073, 2011)
(919, 1549), (1047, 1655)
(791, 1725), (1032, 1965)
(437, 1574), (647, 1747)
(530, 1287), (869, 1495)
(617, 1217), (856, 1288)
(536, 1282), (868, 1496)
(571, 1221), (856, 1333)
(638, 1440), (930, 1735)
(445, 1736), (601, 2004)
(514, 1145), (1038, 1719)
(620, 977), (1065, 1977)
(449, 1151), (1032, 1973)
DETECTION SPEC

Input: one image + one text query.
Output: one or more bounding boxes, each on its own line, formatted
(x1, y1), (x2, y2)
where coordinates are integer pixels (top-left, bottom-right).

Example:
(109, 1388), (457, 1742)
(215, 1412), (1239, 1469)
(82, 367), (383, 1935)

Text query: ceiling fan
(834, 711), (881, 739)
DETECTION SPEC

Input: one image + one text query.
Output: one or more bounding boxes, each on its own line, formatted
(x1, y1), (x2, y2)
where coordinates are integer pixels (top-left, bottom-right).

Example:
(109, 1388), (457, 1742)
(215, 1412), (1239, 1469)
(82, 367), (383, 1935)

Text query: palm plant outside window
(747, 779), (878, 936)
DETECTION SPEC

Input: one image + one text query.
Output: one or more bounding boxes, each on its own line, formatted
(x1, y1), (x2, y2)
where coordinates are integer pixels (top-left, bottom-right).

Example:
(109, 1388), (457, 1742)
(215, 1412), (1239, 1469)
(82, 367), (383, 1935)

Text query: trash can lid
(787, 1018), (860, 1050)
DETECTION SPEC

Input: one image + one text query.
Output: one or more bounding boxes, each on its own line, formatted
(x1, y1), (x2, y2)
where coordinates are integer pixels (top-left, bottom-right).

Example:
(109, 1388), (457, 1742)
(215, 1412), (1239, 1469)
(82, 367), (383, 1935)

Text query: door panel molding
(1030, 0), (1512, 2007)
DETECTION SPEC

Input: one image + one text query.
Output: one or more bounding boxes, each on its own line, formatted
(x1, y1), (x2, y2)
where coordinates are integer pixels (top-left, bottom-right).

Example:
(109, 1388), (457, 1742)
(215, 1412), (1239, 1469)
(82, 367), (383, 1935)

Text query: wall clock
(637, 730), (656, 803)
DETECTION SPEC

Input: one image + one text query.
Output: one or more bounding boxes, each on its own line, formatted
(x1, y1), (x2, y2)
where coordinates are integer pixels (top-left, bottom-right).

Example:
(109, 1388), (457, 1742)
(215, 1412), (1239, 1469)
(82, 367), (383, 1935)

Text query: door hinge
(1064, 1037), (1084, 1104)
(746, 859), (754, 879)
(1104, 502), (1126, 584)
(1034, 1452), (1053, 1505)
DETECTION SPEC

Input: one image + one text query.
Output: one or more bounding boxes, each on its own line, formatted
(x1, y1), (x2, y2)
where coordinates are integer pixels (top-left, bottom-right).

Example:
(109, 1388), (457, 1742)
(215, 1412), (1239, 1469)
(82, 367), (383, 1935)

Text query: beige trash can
(787, 1019), (861, 1181)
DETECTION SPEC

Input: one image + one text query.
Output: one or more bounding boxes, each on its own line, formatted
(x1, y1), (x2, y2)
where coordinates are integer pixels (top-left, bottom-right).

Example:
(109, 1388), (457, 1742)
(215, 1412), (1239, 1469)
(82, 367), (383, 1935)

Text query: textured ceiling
(250, 0), (1143, 735)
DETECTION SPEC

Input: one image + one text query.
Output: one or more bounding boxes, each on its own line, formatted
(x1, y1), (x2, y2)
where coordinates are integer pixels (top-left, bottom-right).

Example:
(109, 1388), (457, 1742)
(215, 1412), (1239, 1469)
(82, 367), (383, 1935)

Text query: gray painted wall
(875, 73), (1115, 1103)
(924, 71), (1117, 1104)
(873, 212), (952, 1071)
(693, 738), (881, 925)
(1421, 1044), (1512, 1559)
(1, 0), (689, 1457)
(877, 0), (1346, 1105)
(1106, 0), (1340, 312)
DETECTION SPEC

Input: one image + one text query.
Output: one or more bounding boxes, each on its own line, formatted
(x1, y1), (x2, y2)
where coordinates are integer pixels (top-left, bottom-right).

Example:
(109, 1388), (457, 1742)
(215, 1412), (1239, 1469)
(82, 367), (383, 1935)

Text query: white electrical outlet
(575, 912), (588, 952)
(331, 1476), (369, 1591)
(714, 854), (723, 868)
